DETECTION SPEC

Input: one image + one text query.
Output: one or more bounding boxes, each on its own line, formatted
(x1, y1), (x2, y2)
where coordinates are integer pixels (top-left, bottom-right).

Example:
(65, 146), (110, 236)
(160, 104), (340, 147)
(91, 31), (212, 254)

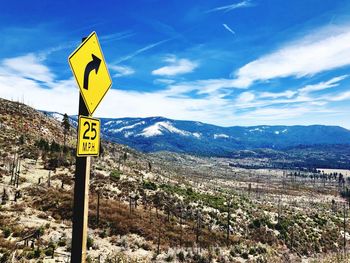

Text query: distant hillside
(0, 98), (76, 149)
(43, 112), (350, 156)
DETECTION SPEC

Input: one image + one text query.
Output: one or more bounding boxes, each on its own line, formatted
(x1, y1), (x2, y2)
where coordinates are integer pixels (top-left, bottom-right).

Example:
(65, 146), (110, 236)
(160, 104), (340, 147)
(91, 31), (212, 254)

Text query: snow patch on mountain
(214, 133), (229, 139)
(193, 132), (201, 139)
(124, 131), (134, 138)
(139, 121), (191, 137)
(275, 129), (288, 135)
(50, 113), (63, 122)
(109, 121), (146, 134)
(105, 120), (123, 126)
(249, 128), (263, 133)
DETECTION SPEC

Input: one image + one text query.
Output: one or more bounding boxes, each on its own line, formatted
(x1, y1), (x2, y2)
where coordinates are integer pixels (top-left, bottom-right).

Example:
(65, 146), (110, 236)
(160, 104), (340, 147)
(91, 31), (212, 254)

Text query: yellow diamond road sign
(68, 31), (112, 116)
(77, 116), (100, 156)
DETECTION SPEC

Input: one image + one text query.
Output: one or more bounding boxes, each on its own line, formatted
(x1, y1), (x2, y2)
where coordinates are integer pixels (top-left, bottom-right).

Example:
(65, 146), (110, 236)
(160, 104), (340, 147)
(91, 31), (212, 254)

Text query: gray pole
(71, 39), (91, 263)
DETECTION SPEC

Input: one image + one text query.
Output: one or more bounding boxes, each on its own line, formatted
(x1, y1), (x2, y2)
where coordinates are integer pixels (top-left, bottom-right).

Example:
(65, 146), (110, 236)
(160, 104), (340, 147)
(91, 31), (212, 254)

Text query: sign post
(71, 94), (91, 263)
(68, 32), (112, 263)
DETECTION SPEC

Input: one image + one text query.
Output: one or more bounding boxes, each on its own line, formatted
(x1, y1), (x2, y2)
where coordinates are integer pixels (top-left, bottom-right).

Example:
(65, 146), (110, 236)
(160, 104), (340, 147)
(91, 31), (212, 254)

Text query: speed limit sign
(77, 116), (100, 156)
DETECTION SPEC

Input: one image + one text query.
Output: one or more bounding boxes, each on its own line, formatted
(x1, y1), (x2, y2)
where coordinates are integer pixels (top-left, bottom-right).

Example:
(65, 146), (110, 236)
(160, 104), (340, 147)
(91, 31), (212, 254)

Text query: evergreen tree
(61, 113), (70, 148)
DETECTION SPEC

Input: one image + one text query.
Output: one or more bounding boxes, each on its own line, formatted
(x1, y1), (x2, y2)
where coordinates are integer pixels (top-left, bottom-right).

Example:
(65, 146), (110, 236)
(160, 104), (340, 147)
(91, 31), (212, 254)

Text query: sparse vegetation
(110, 170), (121, 181)
(0, 97), (350, 262)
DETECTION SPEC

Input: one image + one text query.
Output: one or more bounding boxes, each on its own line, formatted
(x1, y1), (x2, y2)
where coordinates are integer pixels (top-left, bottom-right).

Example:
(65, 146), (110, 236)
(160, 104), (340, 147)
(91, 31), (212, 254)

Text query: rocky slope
(1, 98), (350, 263)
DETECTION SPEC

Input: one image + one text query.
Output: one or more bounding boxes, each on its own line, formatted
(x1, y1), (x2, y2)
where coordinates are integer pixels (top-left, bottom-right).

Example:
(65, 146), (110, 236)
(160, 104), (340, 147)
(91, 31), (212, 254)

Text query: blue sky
(1, 1), (350, 128)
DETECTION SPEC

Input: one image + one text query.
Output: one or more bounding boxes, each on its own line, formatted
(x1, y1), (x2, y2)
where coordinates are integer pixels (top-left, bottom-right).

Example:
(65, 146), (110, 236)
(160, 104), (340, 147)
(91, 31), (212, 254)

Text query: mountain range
(44, 112), (350, 157)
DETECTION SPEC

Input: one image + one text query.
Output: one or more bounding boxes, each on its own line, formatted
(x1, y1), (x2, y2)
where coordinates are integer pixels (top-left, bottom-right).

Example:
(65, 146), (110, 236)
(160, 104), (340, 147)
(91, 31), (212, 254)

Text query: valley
(1, 98), (350, 262)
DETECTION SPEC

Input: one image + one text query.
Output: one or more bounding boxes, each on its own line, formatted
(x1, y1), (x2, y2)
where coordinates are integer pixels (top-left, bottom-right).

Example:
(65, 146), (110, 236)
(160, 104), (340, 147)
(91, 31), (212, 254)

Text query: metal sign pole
(71, 74), (91, 263)
(69, 33), (111, 262)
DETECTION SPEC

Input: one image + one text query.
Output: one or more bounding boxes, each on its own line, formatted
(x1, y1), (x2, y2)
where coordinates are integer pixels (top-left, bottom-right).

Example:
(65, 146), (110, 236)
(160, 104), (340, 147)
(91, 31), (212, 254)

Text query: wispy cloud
(1, 53), (350, 128)
(259, 90), (296, 99)
(299, 75), (348, 94)
(152, 55), (198, 76)
(327, 91), (350, 101)
(114, 38), (171, 64)
(232, 25), (350, 88)
(0, 53), (232, 125)
(222, 24), (236, 36)
(163, 78), (247, 98)
(1, 53), (54, 84)
(237, 105), (336, 121)
(236, 91), (255, 103)
(0, 53), (78, 112)
(233, 75), (349, 111)
(110, 65), (135, 78)
(154, 79), (176, 85)
(206, 0), (254, 13)
(100, 31), (135, 43)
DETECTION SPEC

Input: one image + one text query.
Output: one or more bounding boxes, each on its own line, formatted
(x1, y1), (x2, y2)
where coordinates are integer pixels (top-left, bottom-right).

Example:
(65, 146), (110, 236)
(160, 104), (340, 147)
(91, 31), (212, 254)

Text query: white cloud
(328, 91), (350, 101)
(232, 25), (350, 87)
(163, 78), (247, 97)
(0, 74), (78, 114)
(100, 31), (135, 43)
(114, 38), (171, 64)
(0, 54), (78, 114)
(110, 65), (135, 77)
(0, 53), (233, 125)
(233, 75), (349, 109)
(238, 105), (335, 121)
(154, 79), (176, 85)
(152, 56), (198, 76)
(299, 75), (348, 94)
(1, 53), (54, 83)
(236, 91), (255, 103)
(206, 1), (254, 13)
(223, 24), (236, 36)
(1, 52), (350, 128)
(94, 88), (234, 125)
(259, 90), (296, 99)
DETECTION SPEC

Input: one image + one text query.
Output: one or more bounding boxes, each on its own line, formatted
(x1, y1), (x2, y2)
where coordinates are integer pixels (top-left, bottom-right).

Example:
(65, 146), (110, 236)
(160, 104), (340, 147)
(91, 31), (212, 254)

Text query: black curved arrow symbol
(83, 54), (102, 90)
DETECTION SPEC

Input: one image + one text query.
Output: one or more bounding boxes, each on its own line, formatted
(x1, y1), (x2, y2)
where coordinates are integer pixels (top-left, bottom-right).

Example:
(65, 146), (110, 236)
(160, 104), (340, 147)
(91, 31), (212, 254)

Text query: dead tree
(290, 226), (294, 251)
(195, 205), (203, 252)
(226, 196), (233, 245)
(148, 161), (152, 172)
(175, 201), (185, 247)
(332, 199), (336, 213)
(15, 159), (21, 188)
(278, 198), (281, 224)
(97, 190), (101, 225)
(165, 201), (172, 223)
(180, 207), (183, 247)
(153, 192), (163, 218)
(10, 153), (17, 185)
(129, 195), (132, 214)
(157, 221), (161, 255)
(48, 171), (51, 187)
(344, 203), (347, 257)
(256, 174), (260, 199)
(14, 190), (21, 202)
(123, 152), (128, 171)
(129, 193), (138, 214)
(1, 189), (8, 205)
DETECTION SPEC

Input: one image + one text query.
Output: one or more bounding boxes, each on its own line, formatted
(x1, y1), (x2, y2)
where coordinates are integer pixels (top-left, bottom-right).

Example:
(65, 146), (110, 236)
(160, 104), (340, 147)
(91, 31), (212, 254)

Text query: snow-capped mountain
(99, 117), (350, 156)
(43, 113), (350, 156)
